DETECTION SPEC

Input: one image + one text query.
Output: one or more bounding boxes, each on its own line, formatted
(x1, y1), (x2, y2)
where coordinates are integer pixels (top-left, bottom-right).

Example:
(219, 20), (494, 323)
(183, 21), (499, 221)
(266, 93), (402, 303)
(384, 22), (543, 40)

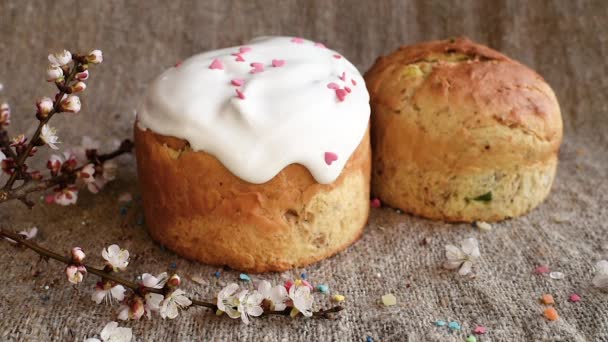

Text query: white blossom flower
(288, 281), (314, 317)
(444, 237), (481, 276)
(79, 163), (96, 184)
(84, 321), (132, 342)
(92, 281), (126, 304)
(71, 247), (86, 263)
(59, 94), (81, 113)
(36, 97), (54, 115)
(40, 124), (60, 150)
(102, 244), (129, 271)
(48, 49), (72, 66)
(0, 151), (6, 175)
(236, 290), (264, 324)
(257, 280), (288, 311)
(87, 160), (117, 193)
(46, 65), (63, 82)
(0, 102), (10, 126)
(54, 186), (78, 206)
(87, 50), (103, 64)
(144, 292), (164, 319)
(592, 260), (608, 289)
(160, 289), (192, 319)
(217, 283), (241, 319)
(65, 265), (86, 284)
(4, 227), (38, 244)
(117, 296), (145, 321)
(142, 272), (168, 289)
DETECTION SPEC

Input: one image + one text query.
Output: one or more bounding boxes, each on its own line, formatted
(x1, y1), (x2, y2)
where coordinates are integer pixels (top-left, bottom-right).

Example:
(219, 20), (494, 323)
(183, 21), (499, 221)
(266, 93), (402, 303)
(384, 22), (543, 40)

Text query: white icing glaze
(137, 36), (370, 184)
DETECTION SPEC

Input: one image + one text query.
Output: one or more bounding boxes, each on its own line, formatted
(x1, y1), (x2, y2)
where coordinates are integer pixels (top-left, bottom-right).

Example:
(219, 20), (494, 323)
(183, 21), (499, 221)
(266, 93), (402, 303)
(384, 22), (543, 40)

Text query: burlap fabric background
(1, 1), (607, 341)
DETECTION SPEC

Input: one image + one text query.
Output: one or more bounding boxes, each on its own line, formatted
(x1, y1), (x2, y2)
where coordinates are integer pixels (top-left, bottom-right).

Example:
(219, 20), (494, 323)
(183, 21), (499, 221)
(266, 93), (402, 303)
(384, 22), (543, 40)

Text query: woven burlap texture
(1, 1), (607, 341)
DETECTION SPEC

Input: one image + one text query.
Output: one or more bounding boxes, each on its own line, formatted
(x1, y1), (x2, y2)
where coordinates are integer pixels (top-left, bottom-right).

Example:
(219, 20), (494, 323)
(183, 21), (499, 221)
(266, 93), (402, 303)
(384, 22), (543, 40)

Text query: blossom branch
(0, 139), (133, 204)
(0, 228), (344, 320)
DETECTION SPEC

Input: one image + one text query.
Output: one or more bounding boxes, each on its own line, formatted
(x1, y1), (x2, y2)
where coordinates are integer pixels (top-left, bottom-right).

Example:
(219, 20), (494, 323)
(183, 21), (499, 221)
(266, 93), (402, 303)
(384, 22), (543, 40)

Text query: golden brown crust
(365, 37), (563, 222)
(134, 124), (371, 272)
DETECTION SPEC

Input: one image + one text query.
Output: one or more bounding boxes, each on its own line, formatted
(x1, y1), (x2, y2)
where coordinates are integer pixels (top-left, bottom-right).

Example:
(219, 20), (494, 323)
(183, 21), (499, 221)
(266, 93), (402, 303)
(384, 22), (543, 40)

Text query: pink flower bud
(48, 49), (72, 67)
(168, 274), (181, 287)
(36, 97), (54, 116)
(86, 50), (103, 64)
(71, 247), (86, 263)
(59, 95), (81, 113)
(46, 65), (64, 82)
(75, 70), (89, 81)
(71, 81), (87, 93)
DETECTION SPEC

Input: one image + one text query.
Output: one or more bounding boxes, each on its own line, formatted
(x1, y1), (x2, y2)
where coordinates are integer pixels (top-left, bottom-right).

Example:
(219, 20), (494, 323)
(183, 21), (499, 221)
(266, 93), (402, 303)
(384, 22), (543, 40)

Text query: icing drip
(137, 36), (370, 184)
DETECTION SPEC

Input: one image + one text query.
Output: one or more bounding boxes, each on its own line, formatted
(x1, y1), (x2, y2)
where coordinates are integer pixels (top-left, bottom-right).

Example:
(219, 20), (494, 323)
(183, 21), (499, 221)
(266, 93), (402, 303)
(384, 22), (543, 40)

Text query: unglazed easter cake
(135, 36), (371, 272)
(365, 37), (563, 222)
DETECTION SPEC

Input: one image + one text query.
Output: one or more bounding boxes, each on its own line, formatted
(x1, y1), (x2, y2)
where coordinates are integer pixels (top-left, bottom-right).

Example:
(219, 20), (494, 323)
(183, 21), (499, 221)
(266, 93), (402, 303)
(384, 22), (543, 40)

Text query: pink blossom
(54, 186), (78, 206)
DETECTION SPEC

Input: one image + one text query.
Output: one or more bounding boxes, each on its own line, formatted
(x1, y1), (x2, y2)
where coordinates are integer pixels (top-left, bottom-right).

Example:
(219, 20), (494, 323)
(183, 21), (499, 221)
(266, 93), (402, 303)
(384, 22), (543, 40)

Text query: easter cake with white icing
(135, 36), (371, 272)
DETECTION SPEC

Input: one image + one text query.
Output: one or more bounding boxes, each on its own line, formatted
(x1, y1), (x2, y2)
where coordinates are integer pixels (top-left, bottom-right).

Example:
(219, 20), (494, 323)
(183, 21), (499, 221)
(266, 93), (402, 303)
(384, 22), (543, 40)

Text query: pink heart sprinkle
(291, 37), (304, 44)
(231, 79), (244, 86)
(235, 89), (245, 99)
(370, 198), (381, 208)
(535, 265), (550, 274)
(239, 46), (252, 53)
(314, 42), (326, 48)
(324, 152), (338, 165)
(351, 79), (357, 86)
(327, 82), (339, 89)
(335, 88), (347, 102)
(272, 59), (286, 67)
(235, 54), (246, 62)
(344, 86), (351, 93)
(250, 62), (265, 73)
(174, 61), (182, 67)
(333, 54), (342, 59)
(339, 72), (346, 81)
(569, 294), (581, 302)
(209, 59), (224, 70)
(473, 326), (487, 335)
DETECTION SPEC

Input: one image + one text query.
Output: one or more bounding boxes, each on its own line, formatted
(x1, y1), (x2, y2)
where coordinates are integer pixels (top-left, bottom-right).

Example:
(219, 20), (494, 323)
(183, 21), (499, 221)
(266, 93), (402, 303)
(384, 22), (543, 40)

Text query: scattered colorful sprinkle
(473, 326), (487, 334)
(300, 272), (307, 279)
(169, 262), (177, 269)
(271, 59), (286, 67)
(333, 54), (342, 59)
(335, 88), (348, 101)
(549, 271), (565, 280)
(235, 89), (246, 100)
(332, 294), (345, 302)
(239, 273), (251, 282)
(466, 336), (477, 342)
(314, 42), (326, 48)
(434, 320), (447, 327)
(541, 294), (555, 305)
(239, 46), (252, 53)
(214, 271), (221, 278)
(569, 293), (581, 302)
(316, 284), (329, 294)
(339, 72), (346, 81)
(366, 337), (373, 342)
(543, 307), (559, 321)
(230, 79), (244, 87)
(324, 152), (338, 165)
(381, 293), (397, 306)
(250, 62), (264, 74)
(327, 82), (339, 89)
(535, 265), (550, 274)
(291, 37), (304, 44)
(344, 86), (351, 93)
(370, 198), (381, 208)
(475, 221), (492, 231)
(209, 58), (224, 70)
(448, 321), (461, 331)
(351, 79), (357, 86)
(234, 54), (245, 62)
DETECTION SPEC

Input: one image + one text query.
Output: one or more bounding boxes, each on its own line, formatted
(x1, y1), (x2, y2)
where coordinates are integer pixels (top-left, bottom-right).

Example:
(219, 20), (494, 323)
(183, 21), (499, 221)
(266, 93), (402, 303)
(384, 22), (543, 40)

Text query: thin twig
(0, 139), (133, 204)
(0, 228), (344, 319)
